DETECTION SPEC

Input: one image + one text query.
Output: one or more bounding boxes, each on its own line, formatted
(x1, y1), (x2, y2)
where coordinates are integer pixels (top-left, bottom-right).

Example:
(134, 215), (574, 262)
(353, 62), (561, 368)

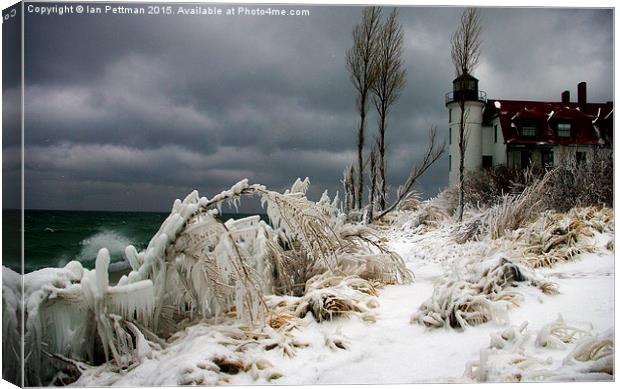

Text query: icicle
(117, 275), (129, 286)
(215, 238), (233, 283)
(95, 248), (110, 299)
(332, 191), (340, 209)
(63, 260), (84, 280)
(183, 190), (199, 205)
(125, 245), (141, 271)
(290, 177), (310, 194)
(171, 198), (182, 213)
(235, 280), (247, 323)
(107, 280), (155, 327)
(319, 190), (330, 204)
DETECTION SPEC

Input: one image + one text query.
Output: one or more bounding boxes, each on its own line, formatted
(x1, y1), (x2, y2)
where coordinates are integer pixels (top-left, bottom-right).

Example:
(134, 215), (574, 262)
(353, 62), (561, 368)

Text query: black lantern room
(445, 73), (486, 105)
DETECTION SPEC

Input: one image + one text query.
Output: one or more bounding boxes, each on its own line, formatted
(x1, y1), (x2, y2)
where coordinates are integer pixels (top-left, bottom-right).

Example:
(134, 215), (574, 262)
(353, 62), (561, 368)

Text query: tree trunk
(378, 113), (387, 210)
(356, 103), (366, 210)
(368, 148), (377, 221)
(457, 99), (466, 222)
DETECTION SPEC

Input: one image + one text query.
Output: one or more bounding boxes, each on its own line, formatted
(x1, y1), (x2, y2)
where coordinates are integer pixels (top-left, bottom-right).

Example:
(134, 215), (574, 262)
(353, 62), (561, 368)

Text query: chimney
(578, 81), (587, 110)
(561, 90), (570, 104)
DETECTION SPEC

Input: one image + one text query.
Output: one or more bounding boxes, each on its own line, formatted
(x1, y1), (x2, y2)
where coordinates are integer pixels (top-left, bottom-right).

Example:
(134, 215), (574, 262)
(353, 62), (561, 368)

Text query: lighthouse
(445, 73), (486, 187)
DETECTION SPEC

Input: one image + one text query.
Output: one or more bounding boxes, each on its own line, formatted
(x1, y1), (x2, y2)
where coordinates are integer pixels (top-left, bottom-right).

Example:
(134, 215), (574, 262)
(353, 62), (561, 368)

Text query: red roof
(483, 99), (613, 146)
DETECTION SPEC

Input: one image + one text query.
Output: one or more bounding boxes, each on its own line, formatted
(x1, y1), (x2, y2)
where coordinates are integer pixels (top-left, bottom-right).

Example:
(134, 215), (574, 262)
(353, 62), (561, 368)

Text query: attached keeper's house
(445, 75), (613, 187)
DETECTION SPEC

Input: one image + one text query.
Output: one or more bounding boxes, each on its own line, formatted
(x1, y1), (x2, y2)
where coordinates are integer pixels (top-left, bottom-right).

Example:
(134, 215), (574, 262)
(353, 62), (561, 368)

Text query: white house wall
(482, 125), (493, 155)
(490, 117), (507, 166)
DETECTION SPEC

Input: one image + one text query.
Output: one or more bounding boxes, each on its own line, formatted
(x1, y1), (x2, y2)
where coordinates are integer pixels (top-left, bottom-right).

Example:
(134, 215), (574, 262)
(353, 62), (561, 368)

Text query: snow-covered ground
(277, 228), (614, 384)
(71, 209), (614, 385)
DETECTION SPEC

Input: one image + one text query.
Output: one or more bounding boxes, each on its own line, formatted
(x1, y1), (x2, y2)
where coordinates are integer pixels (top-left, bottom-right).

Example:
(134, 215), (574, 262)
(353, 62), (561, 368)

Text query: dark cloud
(11, 4), (613, 211)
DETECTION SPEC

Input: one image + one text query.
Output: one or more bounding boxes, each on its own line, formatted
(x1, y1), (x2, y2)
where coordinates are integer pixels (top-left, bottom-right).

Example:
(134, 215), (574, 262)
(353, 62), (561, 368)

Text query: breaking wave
(77, 230), (133, 264)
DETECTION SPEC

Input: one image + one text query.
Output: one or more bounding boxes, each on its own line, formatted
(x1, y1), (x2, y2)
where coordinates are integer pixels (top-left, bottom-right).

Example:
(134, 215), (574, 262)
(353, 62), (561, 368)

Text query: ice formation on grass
(295, 272), (379, 322)
(5, 178), (410, 386)
(6, 172), (613, 385)
(72, 270), (382, 386)
(464, 317), (613, 382)
(8, 252), (159, 385)
(411, 257), (554, 329)
(408, 201), (612, 331)
(517, 207), (613, 268)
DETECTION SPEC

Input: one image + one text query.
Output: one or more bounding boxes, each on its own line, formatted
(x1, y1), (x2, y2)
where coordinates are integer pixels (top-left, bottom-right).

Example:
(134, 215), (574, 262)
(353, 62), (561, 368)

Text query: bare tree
(346, 6), (383, 210)
(451, 7), (482, 222)
(372, 8), (407, 210)
(375, 127), (445, 220)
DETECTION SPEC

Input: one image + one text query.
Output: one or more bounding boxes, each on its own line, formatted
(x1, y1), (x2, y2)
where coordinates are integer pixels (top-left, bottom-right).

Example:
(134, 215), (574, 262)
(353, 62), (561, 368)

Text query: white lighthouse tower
(445, 73), (487, 187)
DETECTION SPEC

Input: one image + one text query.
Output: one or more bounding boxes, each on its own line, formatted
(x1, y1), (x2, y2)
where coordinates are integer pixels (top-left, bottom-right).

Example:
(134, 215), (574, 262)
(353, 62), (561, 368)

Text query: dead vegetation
(411, 257), (556, 330)
(462, 149), (613, 212)
(295, 272), (379, 322)
(408, 200), (612, 332)
(517, 207), (612, 269)
(464, 318), (613, 382)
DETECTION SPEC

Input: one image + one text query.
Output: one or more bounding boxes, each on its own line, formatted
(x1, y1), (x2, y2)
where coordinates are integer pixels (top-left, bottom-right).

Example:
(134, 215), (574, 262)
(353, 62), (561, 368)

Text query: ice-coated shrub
(462, 148), (612, 211)
(463, 165), (541, 208)
(7, 177), (412, 385)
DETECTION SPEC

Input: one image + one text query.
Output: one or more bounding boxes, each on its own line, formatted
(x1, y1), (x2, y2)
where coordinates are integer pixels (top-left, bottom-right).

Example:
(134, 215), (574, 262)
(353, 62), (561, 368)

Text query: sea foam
(77, 230), (133, 264)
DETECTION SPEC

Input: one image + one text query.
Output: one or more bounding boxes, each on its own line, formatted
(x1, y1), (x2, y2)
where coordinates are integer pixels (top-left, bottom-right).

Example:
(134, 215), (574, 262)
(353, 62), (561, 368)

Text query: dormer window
(521, 127), (536, 137)
(519, 119), (538, 137)
(557, 122), (571, 137)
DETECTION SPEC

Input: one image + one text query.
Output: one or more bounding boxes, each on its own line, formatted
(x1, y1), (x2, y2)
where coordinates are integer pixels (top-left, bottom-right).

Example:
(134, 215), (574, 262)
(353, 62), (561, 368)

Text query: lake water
(2, 209), (265, 273)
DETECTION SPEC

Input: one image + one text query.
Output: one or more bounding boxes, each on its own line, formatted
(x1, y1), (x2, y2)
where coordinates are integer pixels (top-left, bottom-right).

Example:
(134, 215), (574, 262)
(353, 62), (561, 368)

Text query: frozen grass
(75, 202), (614, 385)
(464, 318), (613, 382)
(4, 179), (614, 385)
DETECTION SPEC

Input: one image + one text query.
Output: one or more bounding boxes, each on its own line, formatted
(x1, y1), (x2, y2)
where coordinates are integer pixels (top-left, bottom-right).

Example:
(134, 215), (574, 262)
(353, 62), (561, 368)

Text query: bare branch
(450, 8), (482, 77)
(375, 127), (446, 220)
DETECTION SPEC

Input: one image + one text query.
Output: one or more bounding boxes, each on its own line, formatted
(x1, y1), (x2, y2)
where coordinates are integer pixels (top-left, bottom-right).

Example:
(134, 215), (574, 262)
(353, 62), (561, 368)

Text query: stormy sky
(3, 3), (613, 212)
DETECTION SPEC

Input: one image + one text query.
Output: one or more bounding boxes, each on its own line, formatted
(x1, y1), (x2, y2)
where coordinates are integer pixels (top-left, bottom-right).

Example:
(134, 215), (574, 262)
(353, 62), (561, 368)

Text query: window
(457, 79), (476, 90)
(482, 155), (493, 169)
(520, 126), (537, 137)
(520, 150), (532, 168)
(576, 151), (586, 165)
(494, 125), (498, 143)
(449, 155), (451, 172)
(542, 150), (554, 169)
(519, 119), (538, 137)
(455, 80), (475, 91)
(557, 122), (571, 138)
(449, 109), (452, 123)
(508, 150), (521, 168)
(449, 127), (452, 144)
